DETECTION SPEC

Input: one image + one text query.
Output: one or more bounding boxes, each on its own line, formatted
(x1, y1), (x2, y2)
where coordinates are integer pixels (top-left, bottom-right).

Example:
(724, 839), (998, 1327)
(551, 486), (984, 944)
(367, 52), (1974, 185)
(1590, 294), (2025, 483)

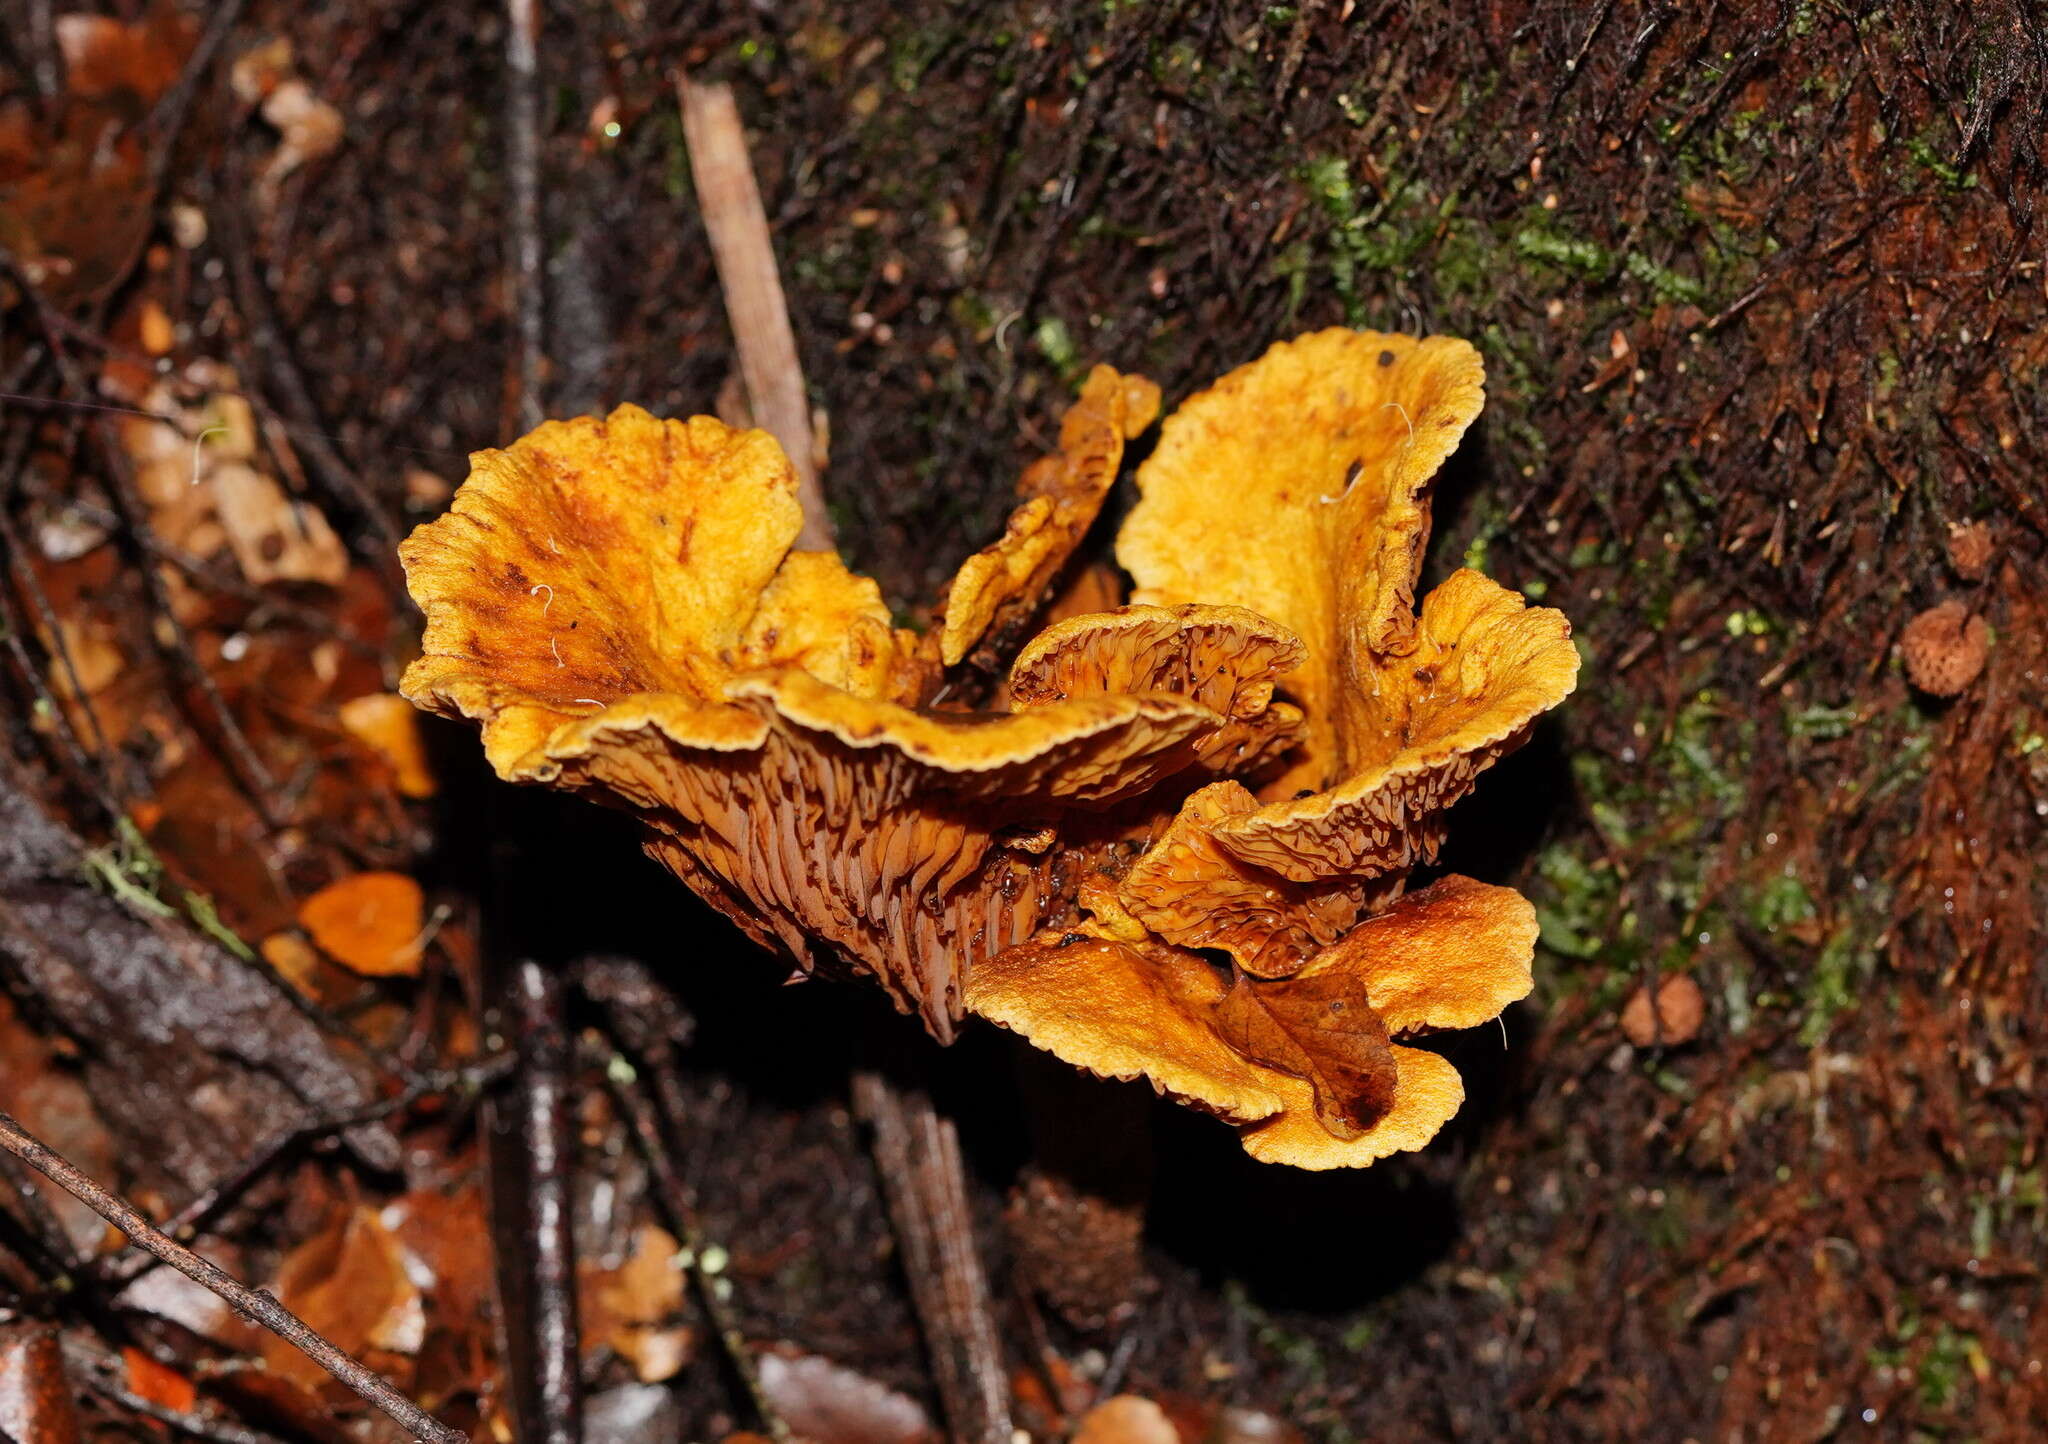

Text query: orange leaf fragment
(263, 1206), (423, 1393)
(1072, 1395), (1182, 1444)
(338, 692), (437, 798)
(581, 1225), (692, 1384)
(1216, 964), (1398, 1140)
(122, 1346), (197, 1413)
(0, 1324), (79, 1444)
(297, 872), (425, 977)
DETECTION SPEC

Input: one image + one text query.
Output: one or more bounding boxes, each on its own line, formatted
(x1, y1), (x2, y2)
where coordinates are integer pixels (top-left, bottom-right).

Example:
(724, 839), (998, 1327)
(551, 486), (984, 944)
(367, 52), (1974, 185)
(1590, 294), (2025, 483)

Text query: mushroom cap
(1204, 569), (1579, 882)
(400, 405), (804, 776)
(1120, 328), (1486, 780)
(398, 400), (1227, 1038)
(399, 328), (1577, 1170)
(1901, 599), (1990, 697)
(1117, 330), (1579, 883)
(1114, 780), (1372, 977)
(965, 932), (1287, 1124)
(966, 875), (1537, 1165)
(1237, 1047), (1464, 1170)
(936, 365), (1162, 667)
(1009, 603), (1307, 776)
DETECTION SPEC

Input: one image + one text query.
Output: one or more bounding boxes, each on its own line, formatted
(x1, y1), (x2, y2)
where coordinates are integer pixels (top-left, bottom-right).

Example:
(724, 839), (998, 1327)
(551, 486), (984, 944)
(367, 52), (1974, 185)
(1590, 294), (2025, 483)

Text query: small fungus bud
(1901, 599), (1990, 697)
(1946, 520), (1993, 583)
(1621, 974), (1705, 1048)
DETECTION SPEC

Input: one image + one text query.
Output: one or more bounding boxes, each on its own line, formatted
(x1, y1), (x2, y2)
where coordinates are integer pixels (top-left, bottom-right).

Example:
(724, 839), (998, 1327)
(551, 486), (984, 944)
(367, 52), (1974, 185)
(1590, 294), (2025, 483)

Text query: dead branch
(489, 960), (583, 1444)
(506, 0), (547, 431)
(853, 1070), (1014, 1444)
(668, 77), (1009, 1434)
(677, 75), (833, 549)
(583, 956), (789, 1441)
(0, 1108), (464, 1444)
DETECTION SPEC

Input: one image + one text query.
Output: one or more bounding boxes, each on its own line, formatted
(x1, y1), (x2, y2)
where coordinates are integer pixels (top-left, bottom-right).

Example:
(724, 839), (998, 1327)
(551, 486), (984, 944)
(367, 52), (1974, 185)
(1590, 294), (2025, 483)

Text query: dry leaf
(263, 1206), (424, 1392)
(55, 4), (194, 108)
(1216, 966), (1399, 1139)
(581, 1225), (692, 1384)
(212, 464), (349, 586)
(755, 1351), (937, 1444)
(258, 79), (344, 196)
(0, 1325), (80, 1444)
(339, 692), (437, 797)
(297, 872), (425, 976)
(122, 1346), (197, 1414)
(1071, 1395), (1181, 1444)
(138, 299), (174, 356)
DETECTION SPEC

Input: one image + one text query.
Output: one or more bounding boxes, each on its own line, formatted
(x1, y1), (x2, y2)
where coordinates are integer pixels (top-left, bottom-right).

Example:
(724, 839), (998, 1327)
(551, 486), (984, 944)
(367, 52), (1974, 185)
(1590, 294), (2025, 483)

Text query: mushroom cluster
(399, 328), (1578, 1168)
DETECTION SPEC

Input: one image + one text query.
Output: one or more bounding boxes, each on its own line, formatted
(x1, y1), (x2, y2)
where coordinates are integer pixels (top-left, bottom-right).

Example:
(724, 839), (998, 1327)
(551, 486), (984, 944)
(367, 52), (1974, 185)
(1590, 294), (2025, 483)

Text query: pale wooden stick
(677, 76), (834, 549)
(853, 1072), (1015, 1444)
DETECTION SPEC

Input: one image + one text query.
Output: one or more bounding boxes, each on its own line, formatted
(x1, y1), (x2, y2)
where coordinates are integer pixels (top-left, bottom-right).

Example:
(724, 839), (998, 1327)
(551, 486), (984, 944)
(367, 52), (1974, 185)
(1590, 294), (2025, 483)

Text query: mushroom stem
(852, 1069), (1014, 1444)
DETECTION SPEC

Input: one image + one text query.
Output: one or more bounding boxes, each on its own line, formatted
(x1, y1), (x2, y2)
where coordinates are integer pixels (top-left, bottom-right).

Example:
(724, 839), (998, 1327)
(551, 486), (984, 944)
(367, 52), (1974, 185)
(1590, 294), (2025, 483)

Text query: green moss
(1623, 251), (1707, 305)
(1797, 928), (1873, 1046)
(1512, 225), (1610, 280)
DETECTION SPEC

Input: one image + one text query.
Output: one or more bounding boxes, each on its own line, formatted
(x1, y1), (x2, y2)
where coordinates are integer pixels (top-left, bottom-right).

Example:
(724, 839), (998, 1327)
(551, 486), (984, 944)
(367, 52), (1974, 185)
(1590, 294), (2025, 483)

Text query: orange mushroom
(400, 383), (1214, 1038)
(398, 327), (1577, 1167)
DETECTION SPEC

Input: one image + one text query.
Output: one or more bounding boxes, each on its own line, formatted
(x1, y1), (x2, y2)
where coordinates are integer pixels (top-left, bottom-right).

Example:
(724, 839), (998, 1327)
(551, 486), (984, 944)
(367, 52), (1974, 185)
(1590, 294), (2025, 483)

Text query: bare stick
(506, 0), (547, 431)
(0, 1108), (464, 1444)
(583, 957), (787, 1439)
(677, 76), (833, 549)
(27, 0), (61, 102)
(491, 960), (583, 1444)
(853, 1071), (1013, 1444)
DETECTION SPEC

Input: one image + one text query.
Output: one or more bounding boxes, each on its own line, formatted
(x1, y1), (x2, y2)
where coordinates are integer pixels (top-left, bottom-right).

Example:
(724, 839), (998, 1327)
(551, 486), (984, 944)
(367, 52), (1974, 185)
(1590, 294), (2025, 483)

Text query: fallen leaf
(1216, 966), (1399, 1139)
(755, 1351), (938, 1444)
(138, 299), (175, 356)
(580, 1225), (693, 1384)
(260, 931), (332, 1000)
(212, 464), (349, 586)
(1071, 1395), (1181, 1444)
(122, 1346), (197, 1413)
(338, 692), (437, 797)
(263, 1206), (424, 1392)
(56, 4), (194, 109)
(258, 80), (344, 192)
(297, 873), (425, 976)
(0, 1324), (80, 1444)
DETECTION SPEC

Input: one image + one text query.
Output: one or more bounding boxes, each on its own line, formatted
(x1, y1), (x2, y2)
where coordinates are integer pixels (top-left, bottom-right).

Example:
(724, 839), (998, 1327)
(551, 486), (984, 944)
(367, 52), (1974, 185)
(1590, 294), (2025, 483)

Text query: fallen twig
(0, 1108), (464, 1444)
(490, 960), (583, 1444)
(853, 1070), (1013, 1444)
(677, 74), (832, 548)
(582, 956), (788, 1441)
(506, 0), (547, 431)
